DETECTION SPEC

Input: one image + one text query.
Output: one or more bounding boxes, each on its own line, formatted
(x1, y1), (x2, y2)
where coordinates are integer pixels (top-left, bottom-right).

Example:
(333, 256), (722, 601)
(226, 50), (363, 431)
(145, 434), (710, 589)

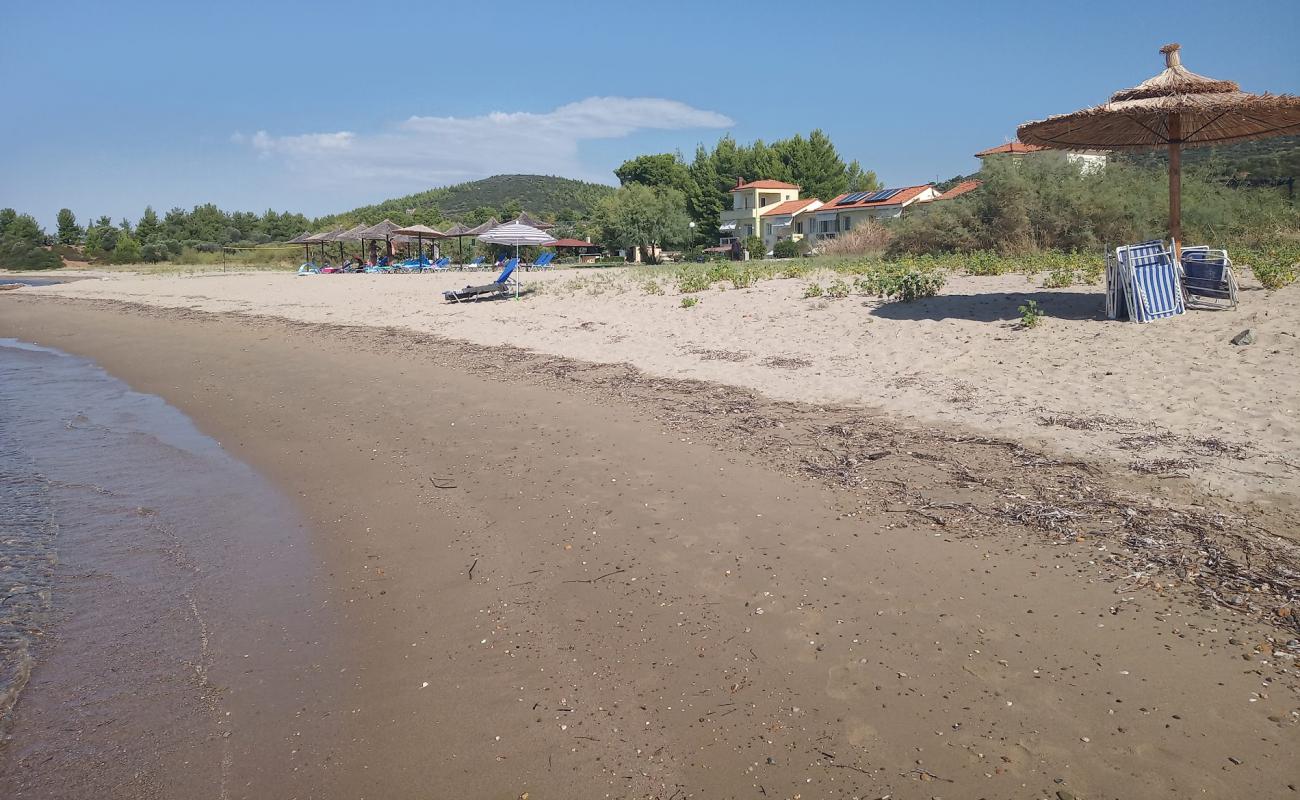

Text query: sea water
(0, 336), (322, 783)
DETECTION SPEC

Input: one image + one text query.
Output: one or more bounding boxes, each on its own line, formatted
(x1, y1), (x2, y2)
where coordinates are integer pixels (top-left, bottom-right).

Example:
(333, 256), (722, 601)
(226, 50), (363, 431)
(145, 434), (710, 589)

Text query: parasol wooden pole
(1168, 112), (1182, 258)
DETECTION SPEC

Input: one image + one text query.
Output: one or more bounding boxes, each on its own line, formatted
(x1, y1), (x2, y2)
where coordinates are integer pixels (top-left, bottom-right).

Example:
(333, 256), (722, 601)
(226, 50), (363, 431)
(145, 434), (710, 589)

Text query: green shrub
(1240, 241), (1300, 290)
(676, 268), (713, 293)
(731, 267), (758, 289)
(824, 278), (851, 298)
(1019, 299), (1043, 328)
(803, 282), (824, 298)
(772, 239), (803, 259)
(0, 240), (62, 270)
(744, 235), (765, 260)
(641, 279), (664, 295)
(680, 296), (699, 309)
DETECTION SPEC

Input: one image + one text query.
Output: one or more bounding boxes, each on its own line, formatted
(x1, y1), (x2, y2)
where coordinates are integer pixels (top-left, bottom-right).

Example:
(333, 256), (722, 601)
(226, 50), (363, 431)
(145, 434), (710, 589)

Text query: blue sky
(3, 0), (1297, 228)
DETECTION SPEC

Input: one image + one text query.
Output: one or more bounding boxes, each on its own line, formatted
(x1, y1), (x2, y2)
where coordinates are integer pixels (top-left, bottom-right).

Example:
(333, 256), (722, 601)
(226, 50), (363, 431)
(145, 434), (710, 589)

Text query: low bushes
(1238, 241), (1300, 290)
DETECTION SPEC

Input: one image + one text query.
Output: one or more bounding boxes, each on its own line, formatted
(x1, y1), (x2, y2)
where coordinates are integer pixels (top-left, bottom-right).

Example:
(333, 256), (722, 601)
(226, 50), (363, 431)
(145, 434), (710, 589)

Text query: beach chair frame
(1179, 246), (1238, 309)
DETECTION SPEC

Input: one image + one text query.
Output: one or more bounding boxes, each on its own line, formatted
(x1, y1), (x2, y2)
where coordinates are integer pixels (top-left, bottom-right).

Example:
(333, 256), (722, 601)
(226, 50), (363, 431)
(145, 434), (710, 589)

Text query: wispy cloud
(236, 97), (732, 187)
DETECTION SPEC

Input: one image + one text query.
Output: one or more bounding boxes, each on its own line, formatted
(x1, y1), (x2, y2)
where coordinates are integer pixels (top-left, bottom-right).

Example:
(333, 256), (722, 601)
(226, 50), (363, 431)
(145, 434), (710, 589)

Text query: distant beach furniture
(443, 258), (519, 303)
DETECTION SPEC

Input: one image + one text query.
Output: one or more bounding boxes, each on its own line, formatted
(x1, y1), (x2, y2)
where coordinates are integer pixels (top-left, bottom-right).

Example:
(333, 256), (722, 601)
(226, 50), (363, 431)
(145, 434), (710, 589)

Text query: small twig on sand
(828, 763), (870, 775)
(467, 558), (478, 580)
(903, 767), (953, 783)
(563, 568), (626, 584)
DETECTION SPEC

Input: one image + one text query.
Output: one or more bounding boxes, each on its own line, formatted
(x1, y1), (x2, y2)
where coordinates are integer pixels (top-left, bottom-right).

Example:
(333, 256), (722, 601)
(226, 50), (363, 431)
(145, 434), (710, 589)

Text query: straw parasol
(393, 223), (445, 263)
(332, 224), (369, 262)
(286, 231), (314, 262)
(358, 219), (403, 259)
(304, 229), (342, 263)
(1018, 43), (1300, 252)
(512, 211), (555, 230)
(440, 222), (475, 264)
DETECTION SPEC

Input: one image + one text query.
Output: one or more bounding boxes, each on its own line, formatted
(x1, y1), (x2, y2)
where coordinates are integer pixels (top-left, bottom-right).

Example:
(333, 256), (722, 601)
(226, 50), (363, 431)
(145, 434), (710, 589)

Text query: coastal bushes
(889, 156), (1300, 259)
(1239, 241), (1300, 290)
(0, 210), (62, 270)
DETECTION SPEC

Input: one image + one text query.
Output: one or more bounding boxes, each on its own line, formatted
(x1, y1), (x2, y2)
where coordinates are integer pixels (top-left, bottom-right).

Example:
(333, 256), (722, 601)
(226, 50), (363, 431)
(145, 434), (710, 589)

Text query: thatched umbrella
(1018, 43), (1300, 252)
(440, 222), (475, 264)
(393, 223), (445, 264)
(333, 224), (370, 263)
(460, 217), (501, 264)
(286, 231), (313, 262)
(512, 211), (555, 230)
(304, 229), (341, 263)
(358, 219), (402, 261)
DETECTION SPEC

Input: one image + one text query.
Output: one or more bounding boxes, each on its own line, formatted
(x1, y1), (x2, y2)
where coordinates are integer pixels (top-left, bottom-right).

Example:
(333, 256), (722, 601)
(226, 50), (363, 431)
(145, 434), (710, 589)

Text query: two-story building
(718, 179), (802, 250)
(797, 185), (941, 241)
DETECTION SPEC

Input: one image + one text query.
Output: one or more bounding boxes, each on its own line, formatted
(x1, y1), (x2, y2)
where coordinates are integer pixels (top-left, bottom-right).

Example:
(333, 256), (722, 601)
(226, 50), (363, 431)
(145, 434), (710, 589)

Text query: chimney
(735, 177), (744, 189)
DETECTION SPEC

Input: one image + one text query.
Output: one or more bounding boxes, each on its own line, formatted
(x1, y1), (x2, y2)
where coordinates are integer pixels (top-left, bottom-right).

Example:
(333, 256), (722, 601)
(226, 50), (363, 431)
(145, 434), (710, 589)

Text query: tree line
(593, 130), (880, 262)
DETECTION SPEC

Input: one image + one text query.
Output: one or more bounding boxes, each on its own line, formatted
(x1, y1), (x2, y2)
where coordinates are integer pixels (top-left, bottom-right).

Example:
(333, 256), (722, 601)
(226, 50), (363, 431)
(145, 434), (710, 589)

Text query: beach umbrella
(333, 224), (370, 262)
(393, 224), (445, 263)
(512, 211), (555, 230)
(304, 229), (341, 263)
(441, 222), (474, 264)
(1018, 43), (1300, 253)
(287, 231), (313, 262)
(476, 221), (557, 260)
(455, 217), (500, 264)
(358, 219), (403, 260)
(550, 237), (598, 262)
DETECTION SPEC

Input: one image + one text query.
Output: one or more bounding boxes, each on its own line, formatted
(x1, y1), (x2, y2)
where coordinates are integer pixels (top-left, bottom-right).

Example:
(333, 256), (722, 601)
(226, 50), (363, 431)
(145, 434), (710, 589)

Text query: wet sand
(1, 296), (1297, 799)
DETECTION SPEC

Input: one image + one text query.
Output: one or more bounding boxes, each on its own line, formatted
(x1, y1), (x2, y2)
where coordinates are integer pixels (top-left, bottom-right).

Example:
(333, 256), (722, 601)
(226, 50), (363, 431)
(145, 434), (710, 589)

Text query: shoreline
(1, 295), (1297, 798)
(18, 268), (1300, 508)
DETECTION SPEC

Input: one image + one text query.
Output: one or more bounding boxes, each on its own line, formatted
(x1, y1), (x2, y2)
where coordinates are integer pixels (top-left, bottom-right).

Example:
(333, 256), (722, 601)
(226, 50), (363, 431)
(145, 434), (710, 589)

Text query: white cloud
(238, 97), (732, 187)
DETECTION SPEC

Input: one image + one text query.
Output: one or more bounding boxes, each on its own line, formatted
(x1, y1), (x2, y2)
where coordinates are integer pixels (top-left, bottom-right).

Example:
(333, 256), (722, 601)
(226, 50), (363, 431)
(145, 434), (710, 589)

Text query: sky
(2, 0), (1297, 229)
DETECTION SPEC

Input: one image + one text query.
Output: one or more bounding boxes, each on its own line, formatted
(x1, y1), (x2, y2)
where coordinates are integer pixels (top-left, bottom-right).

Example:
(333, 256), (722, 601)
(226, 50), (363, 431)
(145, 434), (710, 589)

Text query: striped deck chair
(1117, 242), (1185, 323)
(1107, 240), (1163, 320)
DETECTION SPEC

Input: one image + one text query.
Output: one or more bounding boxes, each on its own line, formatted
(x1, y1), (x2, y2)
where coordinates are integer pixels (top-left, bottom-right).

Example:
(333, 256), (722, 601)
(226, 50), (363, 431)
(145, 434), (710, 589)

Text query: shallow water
(0, 338), (325, 795)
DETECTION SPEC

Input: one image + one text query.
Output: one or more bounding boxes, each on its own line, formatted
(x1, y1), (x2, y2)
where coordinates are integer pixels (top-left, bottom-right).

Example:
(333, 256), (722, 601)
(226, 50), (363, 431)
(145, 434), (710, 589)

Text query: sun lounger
(1179, 246), (1238, 309)
(429, 256), (451, 271)
(464, 256), (485, 270)
(1113, 241), (1185, 323)
(443, 258), (519, 302)
(297, 263), (319, 275)
(527, 252), (555, 270)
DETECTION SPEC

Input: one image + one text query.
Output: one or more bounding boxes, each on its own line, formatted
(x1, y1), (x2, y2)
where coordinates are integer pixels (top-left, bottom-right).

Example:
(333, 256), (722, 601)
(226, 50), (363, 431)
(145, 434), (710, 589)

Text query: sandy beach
(2, 278), (1298, 798)
(21, 266), (1300, 508)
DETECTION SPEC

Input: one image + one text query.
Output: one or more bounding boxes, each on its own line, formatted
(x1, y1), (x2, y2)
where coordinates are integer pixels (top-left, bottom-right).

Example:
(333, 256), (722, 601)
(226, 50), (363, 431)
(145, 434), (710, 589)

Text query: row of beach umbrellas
(287, 214), (596, 263)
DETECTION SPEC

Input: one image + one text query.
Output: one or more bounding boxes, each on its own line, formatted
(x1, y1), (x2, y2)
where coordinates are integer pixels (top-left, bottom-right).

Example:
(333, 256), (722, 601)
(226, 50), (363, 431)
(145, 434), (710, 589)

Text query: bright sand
(24, 266), (1300, 507)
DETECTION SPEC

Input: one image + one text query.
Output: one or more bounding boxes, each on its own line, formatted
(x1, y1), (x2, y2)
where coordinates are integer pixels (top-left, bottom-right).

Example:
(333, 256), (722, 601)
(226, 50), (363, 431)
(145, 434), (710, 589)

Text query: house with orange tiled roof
(799, 185), (942, 242)
(718, 178), (803, 251)
(935, 180), (982, 201)
(976, 139), (1107, 173)
(759, 198), (822, 251)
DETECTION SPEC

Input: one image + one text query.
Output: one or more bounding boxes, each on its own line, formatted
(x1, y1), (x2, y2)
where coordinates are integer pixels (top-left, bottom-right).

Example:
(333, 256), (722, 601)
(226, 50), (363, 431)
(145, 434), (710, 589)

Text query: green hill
(315, 174), (616, 229)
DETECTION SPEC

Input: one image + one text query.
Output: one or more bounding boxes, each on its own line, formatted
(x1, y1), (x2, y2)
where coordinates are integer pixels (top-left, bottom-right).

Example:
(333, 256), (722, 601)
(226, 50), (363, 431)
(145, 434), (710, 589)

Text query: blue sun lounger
(443, 258), (519, 302)
(528, 252), (555, 270)
(464, 256), (486, 270)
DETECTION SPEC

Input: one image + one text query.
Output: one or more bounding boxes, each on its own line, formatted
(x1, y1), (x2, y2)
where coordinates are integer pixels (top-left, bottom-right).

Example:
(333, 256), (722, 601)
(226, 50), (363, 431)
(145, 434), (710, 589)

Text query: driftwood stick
(467, 558), (478, 580)
(563, 568), (626, 584)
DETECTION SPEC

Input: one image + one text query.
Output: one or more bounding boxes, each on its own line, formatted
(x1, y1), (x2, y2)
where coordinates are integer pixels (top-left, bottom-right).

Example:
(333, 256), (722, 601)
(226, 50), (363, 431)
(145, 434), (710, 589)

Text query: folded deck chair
(442, 258), (519, 302)
(1179, 247), (1238, 309)
(1107, 240), (1163, 319)
(1116, 242), (1185, 323)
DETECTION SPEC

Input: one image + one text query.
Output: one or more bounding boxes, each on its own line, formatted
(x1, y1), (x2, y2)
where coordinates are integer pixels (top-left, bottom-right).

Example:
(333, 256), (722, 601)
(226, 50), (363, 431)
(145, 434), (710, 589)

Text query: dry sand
(18, 265), (1300, 509)
(0, 294), (1297, 799)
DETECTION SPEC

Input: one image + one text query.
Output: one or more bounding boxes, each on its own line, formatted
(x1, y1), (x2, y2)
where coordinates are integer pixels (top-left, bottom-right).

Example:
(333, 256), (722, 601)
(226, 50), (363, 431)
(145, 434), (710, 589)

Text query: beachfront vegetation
(744, 235), (765, 259)
(0, 209), (62, 269)
(772, 239), (804, 259)
(591, 185), (691, 265)
(1019, 299), (1044, 328)
(890, 156), (1299, 256)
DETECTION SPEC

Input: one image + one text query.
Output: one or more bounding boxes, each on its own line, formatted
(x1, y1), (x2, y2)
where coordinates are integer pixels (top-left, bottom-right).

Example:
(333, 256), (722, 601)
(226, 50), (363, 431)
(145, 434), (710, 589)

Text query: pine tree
(56, 208), (83, 245)
(136, 206), (160, 242)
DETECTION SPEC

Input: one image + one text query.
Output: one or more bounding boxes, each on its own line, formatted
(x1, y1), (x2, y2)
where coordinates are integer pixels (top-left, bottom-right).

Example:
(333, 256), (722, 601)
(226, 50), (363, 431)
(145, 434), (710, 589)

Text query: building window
(796, 221), (803, 234)
(843, 216), (852, 231)
(745, 225), (753, 237)
(765, 224), (772, 236)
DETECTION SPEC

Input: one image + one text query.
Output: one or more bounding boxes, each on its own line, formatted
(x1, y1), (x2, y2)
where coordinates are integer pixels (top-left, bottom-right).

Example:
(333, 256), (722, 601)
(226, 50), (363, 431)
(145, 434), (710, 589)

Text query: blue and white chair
(1179, 246), (1238, 309)
(1112, 240), (1185, 323)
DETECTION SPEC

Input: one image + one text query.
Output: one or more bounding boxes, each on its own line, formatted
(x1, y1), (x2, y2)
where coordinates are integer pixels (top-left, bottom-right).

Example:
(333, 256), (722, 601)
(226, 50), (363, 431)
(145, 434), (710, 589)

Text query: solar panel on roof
(836, 192), (869, 205)
(871, 188), (904, 202)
